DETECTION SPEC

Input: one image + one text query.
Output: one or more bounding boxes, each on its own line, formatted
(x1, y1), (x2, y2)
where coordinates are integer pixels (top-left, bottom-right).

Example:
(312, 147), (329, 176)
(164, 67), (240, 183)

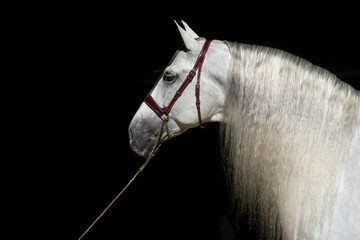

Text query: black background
(28, 2), (359, 240)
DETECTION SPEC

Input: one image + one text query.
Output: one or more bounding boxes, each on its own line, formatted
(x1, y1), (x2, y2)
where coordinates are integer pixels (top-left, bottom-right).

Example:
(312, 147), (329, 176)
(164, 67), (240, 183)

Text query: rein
(78, 40), (212, 240)
(78, 117), (170, 240)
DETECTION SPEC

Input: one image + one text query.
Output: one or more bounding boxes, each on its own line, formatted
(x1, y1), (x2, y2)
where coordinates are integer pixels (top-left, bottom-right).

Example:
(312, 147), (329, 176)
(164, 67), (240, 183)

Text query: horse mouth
(129, 135), (156, 159)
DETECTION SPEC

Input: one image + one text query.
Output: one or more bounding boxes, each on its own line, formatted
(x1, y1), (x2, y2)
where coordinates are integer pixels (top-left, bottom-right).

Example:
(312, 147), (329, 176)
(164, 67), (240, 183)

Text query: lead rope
(78, 116), (171, 240)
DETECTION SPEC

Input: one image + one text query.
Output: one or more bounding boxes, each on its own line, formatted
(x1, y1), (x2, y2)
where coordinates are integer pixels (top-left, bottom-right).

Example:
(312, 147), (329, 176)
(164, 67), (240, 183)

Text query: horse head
(128, 21), (231, 158)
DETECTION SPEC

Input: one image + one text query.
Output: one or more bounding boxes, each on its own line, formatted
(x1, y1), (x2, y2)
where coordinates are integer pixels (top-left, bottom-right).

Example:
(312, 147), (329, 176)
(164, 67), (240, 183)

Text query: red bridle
(144, 40), (211, 127)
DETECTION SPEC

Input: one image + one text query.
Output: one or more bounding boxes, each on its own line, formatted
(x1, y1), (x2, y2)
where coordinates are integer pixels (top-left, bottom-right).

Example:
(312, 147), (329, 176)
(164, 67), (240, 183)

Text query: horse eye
(163, 72), (176, 82)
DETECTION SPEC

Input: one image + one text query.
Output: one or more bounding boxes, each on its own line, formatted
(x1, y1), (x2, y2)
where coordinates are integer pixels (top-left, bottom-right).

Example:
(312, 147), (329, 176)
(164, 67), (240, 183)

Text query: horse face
(128, 50), (198, 158)
(129, 21), (231, 158)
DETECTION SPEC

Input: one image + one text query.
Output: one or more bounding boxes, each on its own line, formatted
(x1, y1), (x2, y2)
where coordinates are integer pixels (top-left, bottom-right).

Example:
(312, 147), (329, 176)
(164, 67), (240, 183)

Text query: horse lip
(129, 137), (156, 159)
(129, 142), (146, 158)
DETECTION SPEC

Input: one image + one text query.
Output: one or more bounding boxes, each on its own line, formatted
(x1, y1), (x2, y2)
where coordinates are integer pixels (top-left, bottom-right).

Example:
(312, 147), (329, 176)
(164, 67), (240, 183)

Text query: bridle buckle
(160, 114), (169, 122)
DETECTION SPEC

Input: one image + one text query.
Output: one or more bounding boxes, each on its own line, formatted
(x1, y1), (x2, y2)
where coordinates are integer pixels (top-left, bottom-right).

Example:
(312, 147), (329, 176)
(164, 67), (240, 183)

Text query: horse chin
(129, 134), (156, 159)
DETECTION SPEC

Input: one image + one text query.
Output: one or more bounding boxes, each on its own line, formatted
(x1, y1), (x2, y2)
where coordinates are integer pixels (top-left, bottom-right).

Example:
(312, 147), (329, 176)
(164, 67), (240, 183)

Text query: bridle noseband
(144, 40), (211, 129)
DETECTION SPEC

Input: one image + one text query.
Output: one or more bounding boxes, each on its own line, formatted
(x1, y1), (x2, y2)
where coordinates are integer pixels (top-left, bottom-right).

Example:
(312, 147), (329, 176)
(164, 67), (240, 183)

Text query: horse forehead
(168, 51), (194, 70)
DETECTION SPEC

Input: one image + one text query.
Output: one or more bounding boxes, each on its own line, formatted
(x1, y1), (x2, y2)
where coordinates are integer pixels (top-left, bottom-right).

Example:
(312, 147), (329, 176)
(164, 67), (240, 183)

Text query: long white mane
(220, 42), (360, 239)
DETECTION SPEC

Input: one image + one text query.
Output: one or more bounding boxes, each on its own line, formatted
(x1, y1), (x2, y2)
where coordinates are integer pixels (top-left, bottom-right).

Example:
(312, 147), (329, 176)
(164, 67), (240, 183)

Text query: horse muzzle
(128, 117), (161, 158)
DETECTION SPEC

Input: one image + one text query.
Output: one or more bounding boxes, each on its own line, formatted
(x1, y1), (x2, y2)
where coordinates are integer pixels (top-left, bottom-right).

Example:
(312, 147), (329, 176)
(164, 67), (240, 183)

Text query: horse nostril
(129, 127), (134, 141)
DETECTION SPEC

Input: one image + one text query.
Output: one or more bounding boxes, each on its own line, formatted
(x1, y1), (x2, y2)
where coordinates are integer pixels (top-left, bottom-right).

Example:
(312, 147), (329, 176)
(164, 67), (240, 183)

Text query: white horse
(128, 21), (359, 240)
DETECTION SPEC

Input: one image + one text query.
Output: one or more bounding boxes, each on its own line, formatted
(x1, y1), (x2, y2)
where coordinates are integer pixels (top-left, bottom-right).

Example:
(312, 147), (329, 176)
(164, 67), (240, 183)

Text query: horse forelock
(220, 41), (360, 239)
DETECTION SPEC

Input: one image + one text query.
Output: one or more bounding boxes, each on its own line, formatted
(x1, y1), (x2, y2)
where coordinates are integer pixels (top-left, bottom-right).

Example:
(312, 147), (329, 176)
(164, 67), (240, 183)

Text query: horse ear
(181, 20), (199, 38)
(174, 20), (199, 51)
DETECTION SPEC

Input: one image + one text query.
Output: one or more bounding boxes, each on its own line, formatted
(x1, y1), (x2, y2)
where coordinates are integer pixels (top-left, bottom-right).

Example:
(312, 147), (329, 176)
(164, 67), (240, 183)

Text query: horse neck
(222, 42), (360, 239)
